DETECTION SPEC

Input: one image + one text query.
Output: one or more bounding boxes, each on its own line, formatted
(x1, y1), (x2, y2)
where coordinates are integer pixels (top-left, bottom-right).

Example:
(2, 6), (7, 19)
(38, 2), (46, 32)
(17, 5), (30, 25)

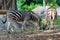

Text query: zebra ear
(2, 15), (7, 24)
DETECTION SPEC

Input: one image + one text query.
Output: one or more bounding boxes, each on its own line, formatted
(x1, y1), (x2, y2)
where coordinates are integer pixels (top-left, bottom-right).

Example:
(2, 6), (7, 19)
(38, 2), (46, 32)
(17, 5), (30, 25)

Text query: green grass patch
(54, 17), (60, 25)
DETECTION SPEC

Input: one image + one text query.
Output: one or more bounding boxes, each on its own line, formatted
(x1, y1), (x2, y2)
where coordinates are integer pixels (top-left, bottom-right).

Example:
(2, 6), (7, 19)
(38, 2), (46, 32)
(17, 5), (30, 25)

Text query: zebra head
(47, 7), (57, 20)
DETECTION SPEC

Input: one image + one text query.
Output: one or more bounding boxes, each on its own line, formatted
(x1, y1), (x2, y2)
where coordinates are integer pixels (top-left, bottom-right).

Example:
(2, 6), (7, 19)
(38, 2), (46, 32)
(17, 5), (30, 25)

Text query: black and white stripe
(7, 10), (23, 21)
(2, 10), (41, 32)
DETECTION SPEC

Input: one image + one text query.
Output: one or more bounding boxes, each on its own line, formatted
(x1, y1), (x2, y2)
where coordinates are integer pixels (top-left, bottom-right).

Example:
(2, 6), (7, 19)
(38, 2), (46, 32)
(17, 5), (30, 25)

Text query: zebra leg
(6, 19), (10, 31)
(41, 18), (48, 30)
(21, 17), (29, 29)
(36, 21), (40, 30)
(49, 20), (54, 30)
(7, 20), (16, 32)
(7, 17), (15, 32)
(6, 19), (12, 34)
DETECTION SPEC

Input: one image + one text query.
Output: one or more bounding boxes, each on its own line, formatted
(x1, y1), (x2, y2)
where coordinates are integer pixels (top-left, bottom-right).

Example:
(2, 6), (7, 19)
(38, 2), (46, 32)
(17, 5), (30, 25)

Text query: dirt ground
(0, 29), (60, 40)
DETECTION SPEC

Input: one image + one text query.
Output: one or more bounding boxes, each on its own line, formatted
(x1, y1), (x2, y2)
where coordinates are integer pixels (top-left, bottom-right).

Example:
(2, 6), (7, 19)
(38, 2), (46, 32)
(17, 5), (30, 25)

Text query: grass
(54, 16), (60, 25)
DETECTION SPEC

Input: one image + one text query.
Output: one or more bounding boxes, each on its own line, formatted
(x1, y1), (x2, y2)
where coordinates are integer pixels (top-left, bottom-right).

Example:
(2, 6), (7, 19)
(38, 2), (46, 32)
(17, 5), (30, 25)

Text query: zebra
(44, 7), (57, 30)
(2, 10), (41, 32)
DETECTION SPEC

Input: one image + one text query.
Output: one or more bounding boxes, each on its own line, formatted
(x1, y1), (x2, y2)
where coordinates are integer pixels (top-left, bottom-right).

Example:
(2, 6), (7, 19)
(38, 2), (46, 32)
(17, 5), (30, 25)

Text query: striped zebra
(44, 7), (57, 29)
(2, 10), (41, 32)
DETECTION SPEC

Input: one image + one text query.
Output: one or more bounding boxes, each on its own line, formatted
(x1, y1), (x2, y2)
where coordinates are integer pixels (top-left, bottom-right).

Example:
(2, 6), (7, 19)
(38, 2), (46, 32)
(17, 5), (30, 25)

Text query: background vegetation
(19, 0), (60, 10)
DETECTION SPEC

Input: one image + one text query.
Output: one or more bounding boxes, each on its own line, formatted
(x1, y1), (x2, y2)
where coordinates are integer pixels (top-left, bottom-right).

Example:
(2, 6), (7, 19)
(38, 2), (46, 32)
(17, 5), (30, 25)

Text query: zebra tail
(2, 15), (7, 24)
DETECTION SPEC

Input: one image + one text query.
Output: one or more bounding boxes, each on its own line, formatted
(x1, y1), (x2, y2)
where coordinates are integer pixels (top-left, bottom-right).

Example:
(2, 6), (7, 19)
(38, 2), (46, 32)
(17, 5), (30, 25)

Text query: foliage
(19, 0), (60, 10)
(20, 0), (43, 10)
(54, 17), (60, 25)
(56, 0), (60, 6)
(46, 0), (58, 8)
